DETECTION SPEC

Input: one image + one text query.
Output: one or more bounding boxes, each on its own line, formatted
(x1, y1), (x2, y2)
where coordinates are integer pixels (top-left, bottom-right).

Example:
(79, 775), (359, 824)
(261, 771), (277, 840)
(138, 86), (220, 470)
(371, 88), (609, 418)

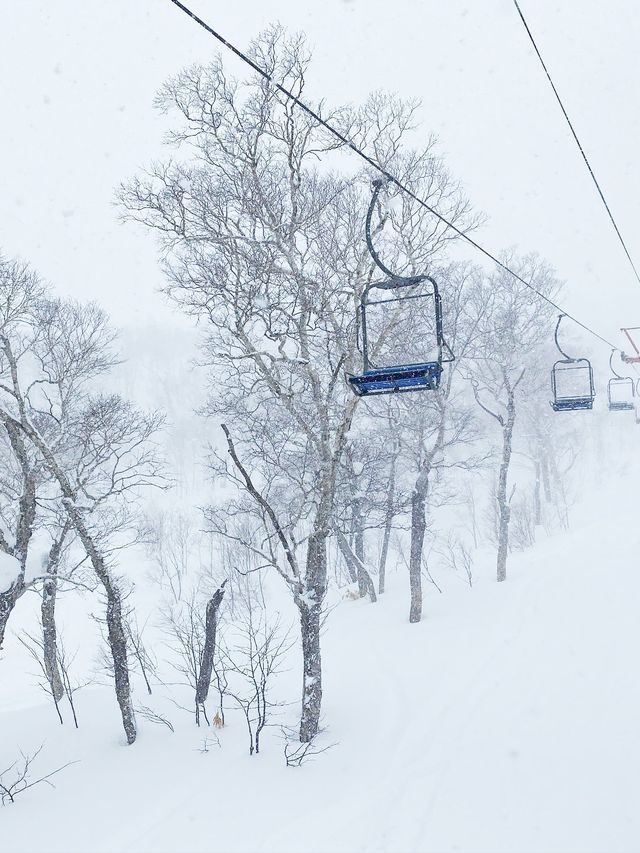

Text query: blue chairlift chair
(549, 315), (595, 412)
(348, 180), (454, 397)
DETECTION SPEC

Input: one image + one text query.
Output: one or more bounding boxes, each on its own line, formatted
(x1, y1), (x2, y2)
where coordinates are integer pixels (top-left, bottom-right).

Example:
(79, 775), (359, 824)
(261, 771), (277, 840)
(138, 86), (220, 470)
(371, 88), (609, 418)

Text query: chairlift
(607, 349), (635, 412)
(550, 314), (595, 412)
(347, 180), (454, 397)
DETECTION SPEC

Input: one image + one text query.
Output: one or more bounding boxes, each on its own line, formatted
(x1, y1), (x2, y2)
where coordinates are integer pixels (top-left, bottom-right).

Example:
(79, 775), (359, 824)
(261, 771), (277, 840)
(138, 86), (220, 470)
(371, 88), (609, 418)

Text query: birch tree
(0, 257), (47, 647)
(469, 254), (560, 582)
(120, 27), (476, 740)
(365, 262), (486, 622)
(0, 258), (165, 744)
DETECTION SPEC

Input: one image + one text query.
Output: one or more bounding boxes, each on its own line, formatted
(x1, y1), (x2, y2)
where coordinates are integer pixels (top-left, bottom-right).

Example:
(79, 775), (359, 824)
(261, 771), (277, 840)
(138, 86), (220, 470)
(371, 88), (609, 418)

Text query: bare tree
(219, 606), (292, 755)
(120, 28), (477, 739)
(437, 533), (474, 587)
(0, 257), (47, 646)
(469, 254), (560, 582)
(18, 631), (65, 725)
(333, 526), (377, 602)
(377, 430), (400, 595)
(19, 628), (86, 729)
(40, 515), (74, 703)
(162, 579), (227, 726)
(386, 262), (487, 622)
(0, 746), (78, 805)
(194, 580), (227, 714)
(125, 614), (158, 696)
(145, 509), (198, 606)
(0, 259), (166, 744)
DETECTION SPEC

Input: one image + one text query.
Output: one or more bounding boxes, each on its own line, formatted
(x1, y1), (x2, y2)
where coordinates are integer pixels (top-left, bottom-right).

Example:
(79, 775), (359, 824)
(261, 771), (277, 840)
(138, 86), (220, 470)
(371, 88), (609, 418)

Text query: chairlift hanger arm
(365, 179), (426, 285)
(554, 313), (576, 361)
(610, 349), (625, 381)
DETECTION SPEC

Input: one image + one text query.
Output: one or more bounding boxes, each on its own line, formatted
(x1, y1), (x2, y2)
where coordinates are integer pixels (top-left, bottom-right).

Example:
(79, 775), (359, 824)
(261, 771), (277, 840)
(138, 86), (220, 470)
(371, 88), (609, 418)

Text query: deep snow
(2, 420), (639, 853)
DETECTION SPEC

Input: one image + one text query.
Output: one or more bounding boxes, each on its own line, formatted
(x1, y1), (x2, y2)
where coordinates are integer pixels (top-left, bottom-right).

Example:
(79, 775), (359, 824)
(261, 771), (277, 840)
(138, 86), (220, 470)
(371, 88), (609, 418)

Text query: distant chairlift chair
(550, 314), (596, 412)
(607, 349), (635, 412)
(348, 180), (454, 397)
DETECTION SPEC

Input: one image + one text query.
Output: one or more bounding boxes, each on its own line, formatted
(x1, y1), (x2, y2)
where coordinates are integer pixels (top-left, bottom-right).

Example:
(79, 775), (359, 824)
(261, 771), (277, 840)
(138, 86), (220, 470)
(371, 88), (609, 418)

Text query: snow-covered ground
(2, 421), (639, 853)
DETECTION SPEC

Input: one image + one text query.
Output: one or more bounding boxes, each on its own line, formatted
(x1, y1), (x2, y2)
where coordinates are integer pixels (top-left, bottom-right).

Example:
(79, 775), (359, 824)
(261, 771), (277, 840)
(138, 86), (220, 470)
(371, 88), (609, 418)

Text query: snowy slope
(2, 422), (639, 853)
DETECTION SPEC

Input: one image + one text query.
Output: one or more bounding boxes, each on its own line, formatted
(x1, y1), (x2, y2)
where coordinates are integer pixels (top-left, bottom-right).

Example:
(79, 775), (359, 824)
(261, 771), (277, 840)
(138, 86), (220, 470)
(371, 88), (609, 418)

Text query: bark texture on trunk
(0, 584), (22, 650)
(378, 451), (396, 595)
(298, 531), (327, 743)
(407, 401), (447, 624)
(0, 420), (37, 648)
(496, 391), (516, 584)
(408, 474), (428, 623)
(195, 581), (227, 707)
(62, 499), (136, 744)
(346, 451), (368, 597)
(105, 588), (136, 744)
(41, 580), (63, 701)
(41, 524), (70, 702)
(298, 600), (322, 743)
(533, 459), (542, 527)
(12, 436), (37, 571)
(352, 497), (368, 598)
(541, 450), (552, 503)
(335, 528), (376, 602)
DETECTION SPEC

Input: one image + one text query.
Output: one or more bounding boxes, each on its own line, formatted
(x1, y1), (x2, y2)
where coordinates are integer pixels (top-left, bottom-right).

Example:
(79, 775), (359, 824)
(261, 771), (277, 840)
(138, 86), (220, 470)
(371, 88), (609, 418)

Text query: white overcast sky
(2, 0), (640, 363)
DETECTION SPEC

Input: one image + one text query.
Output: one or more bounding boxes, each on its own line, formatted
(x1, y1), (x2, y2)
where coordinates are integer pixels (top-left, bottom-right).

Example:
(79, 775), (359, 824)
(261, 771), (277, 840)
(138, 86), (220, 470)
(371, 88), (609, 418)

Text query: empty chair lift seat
(550, 395), (594, 412)
(607, 374), (635, 412)
(348, 361), (442, 396)
(549, 316), (596, 413)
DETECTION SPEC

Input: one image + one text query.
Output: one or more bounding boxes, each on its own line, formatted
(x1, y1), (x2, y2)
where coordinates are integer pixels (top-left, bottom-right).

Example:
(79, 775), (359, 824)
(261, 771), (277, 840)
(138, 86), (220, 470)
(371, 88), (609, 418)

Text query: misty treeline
(0, 27), (585, 754)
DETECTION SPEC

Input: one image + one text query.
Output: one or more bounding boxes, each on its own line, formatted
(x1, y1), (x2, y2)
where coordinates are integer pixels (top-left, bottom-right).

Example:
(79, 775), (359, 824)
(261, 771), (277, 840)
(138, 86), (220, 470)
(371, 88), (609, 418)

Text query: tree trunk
(541, 448), (552, 503)
(408, 475), (428, 623)
(298, 600), (322, 743)
(41, 531), (68, 703)
(0, 421), (37, 649)
(335, 528), (376, 602)
(104, 586), (136, 744)
(0, 583), (22, 650)
(547, 449), (570, 529)
(195, 581), (227, 707)
(378, 451), (397, 595)
(350, 487), (368, 598)
(339, 536), (358, 585)
(496, 395), (516, 583)
(533, 459), (542, 527)
(63, 499), (136, 744)
(298, 532), (327, 743)
(408, 403), (446, 623)
(3, 371), (138, 743)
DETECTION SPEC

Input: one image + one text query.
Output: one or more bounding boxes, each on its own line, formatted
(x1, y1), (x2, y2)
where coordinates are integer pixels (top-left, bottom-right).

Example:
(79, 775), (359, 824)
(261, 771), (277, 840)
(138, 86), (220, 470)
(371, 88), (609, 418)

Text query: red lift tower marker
(621, 328), (640, 364)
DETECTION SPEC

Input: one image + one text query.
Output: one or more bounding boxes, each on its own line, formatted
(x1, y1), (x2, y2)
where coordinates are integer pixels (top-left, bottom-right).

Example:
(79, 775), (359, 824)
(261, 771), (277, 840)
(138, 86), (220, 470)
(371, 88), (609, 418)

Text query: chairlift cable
(511, 0), (640, 289)
(166, 0), (618, 351)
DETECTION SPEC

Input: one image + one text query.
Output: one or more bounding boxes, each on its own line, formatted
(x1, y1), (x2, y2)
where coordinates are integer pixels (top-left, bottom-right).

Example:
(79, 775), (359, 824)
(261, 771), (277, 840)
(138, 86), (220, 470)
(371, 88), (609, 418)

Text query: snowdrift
(1, 426), (639, 853)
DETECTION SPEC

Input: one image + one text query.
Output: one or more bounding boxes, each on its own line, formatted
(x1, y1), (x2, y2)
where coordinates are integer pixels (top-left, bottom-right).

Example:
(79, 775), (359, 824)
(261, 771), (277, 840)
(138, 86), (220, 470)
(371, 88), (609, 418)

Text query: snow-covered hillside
(2, 5), (640, 851)
(2, 420), (638, 853)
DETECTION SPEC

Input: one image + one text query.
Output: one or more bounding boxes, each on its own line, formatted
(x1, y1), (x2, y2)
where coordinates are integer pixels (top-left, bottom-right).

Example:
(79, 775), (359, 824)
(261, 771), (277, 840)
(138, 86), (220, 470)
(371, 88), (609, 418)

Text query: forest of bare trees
(1, 27), (583, 760)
